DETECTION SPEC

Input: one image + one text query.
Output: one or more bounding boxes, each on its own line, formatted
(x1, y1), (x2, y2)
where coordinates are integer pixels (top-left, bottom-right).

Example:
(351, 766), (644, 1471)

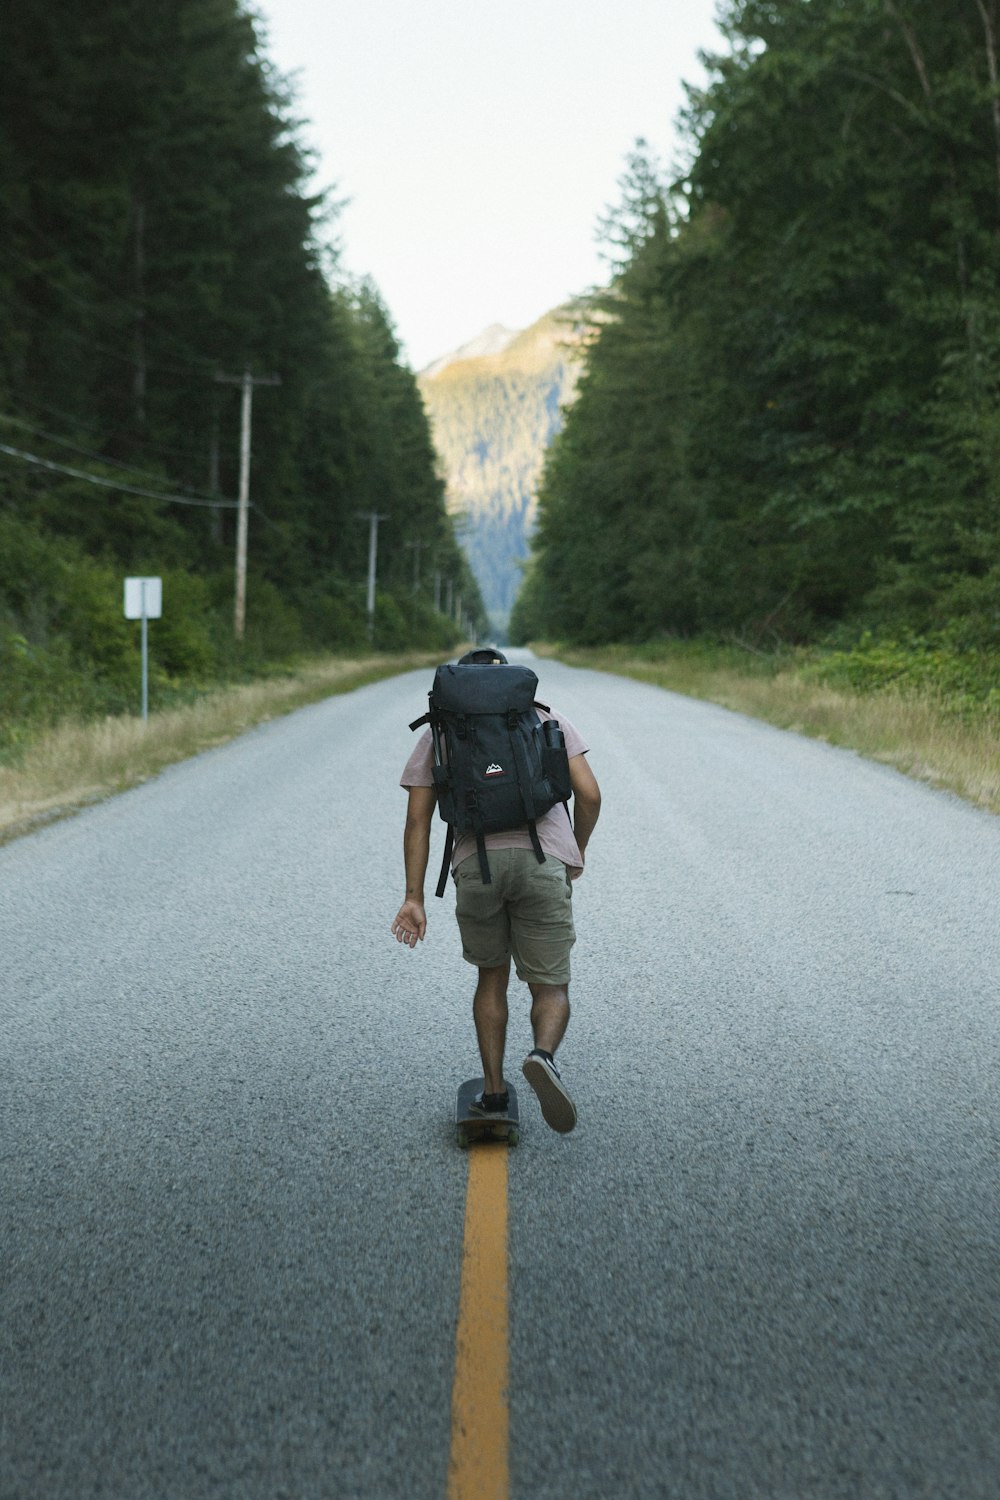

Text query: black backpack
(409, 661), (572, 897)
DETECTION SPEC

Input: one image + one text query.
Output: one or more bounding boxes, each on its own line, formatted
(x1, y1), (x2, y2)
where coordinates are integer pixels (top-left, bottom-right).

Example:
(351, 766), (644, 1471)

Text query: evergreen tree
(0, 0), (477, 704)
(521, 2), (1000, 648)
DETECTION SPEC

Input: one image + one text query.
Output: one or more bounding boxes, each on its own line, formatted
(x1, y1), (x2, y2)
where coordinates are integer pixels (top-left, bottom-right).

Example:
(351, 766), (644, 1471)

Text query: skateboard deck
(456, 1077), (520, 1148)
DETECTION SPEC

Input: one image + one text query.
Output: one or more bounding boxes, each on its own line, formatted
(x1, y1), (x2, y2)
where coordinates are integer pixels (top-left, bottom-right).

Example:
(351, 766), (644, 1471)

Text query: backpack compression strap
(433, 822), (490, 897)
(435, 824), (454, 899)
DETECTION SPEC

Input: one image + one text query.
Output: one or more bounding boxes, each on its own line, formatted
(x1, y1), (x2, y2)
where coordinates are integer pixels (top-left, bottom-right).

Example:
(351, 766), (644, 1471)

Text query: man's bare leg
(528, 982), (570, 1056)
(473, 963), (510, 1096)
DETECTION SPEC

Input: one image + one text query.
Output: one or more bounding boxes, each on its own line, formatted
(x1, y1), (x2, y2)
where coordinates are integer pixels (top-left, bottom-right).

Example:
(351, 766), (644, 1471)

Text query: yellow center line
(447, 1144), (510, 1500)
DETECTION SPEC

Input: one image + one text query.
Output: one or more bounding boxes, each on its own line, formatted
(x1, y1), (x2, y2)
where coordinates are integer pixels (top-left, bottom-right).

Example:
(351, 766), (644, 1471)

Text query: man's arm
(569, 753), (601, 874)
(391, 784), (436, 947)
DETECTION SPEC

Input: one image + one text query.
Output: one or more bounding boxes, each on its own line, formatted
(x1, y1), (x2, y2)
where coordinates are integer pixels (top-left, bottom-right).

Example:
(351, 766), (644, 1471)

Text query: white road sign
(124, 577), (162, 620)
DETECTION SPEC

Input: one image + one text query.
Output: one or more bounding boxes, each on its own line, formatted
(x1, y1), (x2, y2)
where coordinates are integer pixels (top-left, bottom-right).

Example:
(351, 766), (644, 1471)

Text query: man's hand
(391, 899), (427, 948)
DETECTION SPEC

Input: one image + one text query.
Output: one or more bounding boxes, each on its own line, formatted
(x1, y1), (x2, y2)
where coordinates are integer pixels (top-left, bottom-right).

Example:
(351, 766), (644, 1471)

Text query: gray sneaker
(521, 1051), (577, 1133)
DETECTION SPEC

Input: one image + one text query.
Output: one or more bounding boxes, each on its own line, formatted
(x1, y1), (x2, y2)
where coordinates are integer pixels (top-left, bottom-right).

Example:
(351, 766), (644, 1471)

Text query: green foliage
(800, 632), (1000, 720)
(522, 3), (1000, 652)
(0, 632), (83, 746)
(373, 593), (462, 655)
(0, 518), (468, 755)
(508, 558), (545, 646)
(0, 526), (131, 739)
(0, 0), (475, 746)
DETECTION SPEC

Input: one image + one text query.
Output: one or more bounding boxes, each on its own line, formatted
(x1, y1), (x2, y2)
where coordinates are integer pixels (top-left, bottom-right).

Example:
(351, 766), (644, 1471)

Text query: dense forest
(513, 0), (1000, 654)
(0, 0), (485, 742)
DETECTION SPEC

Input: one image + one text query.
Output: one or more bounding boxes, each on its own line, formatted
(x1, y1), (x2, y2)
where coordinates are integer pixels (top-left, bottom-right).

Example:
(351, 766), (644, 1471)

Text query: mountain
(420, 324), (519, 379)
(419, 307), (586, 635)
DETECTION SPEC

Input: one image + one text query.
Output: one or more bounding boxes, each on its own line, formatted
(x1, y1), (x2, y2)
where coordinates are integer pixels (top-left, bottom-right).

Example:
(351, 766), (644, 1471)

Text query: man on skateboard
(391, 648), (602, 1133)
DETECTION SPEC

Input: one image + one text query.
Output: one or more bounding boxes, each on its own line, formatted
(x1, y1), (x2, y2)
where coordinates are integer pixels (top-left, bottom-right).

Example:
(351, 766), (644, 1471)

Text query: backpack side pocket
(540, 720), (571, 803)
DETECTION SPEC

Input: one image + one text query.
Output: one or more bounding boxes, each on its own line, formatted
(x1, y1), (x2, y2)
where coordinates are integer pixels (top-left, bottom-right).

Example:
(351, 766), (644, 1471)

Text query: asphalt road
(2, 653), (998, 1498)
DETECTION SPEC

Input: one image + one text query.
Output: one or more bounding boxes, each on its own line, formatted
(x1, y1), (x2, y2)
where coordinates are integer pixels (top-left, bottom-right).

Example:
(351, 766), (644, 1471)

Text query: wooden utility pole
(405, 538), (429, 594)
(132, 195), (147, 427)
(357, 511), (389, 641)
(215, 369), (280, 638)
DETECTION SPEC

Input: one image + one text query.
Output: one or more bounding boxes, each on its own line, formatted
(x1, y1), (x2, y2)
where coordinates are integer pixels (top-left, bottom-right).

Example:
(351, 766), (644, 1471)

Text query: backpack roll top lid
(430, 661), (539, 715)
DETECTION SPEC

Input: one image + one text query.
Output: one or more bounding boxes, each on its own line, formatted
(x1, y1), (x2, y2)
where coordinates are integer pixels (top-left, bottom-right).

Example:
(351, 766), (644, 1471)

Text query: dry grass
(0, 653), (439, 845)
(549, 646), (1000, 816)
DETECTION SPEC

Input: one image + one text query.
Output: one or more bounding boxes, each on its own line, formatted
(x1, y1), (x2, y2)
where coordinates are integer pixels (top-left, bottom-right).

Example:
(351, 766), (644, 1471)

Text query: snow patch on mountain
(420, 323), (520, 379)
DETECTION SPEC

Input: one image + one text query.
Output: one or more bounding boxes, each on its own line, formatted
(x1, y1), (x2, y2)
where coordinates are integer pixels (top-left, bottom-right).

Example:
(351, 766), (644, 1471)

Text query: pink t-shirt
(400, 708), (589, 877)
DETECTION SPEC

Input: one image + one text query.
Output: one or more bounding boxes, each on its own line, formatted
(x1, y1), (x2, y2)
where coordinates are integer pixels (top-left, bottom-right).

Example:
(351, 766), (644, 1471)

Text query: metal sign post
(124, 577), (163, 721)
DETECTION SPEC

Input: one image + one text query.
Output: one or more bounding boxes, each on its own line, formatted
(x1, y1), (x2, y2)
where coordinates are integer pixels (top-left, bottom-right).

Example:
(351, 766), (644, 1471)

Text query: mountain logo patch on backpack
(485, 762), (505, 777)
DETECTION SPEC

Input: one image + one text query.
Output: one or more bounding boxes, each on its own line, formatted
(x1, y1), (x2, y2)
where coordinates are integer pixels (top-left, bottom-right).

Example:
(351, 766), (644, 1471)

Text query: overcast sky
(253, 0), (726, 371)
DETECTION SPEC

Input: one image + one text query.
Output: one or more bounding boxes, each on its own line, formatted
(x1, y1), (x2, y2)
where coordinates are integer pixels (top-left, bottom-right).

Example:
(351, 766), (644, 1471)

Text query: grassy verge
(539, 641), (1000, 816)
(0, 652), (441, 847)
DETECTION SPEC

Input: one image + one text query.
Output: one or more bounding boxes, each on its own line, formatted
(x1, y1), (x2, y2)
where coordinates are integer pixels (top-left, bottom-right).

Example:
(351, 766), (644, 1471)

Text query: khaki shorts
(454, 848), (576, 985)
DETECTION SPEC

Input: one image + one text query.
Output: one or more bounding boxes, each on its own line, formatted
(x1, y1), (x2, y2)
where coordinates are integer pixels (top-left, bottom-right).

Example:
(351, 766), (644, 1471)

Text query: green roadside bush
(297, 577), (370, 653)
(542, 629), (1000, 731)
(0, 515), (463, 757)
(374, 591), (461, 654)
(799, 631), (1000, 720)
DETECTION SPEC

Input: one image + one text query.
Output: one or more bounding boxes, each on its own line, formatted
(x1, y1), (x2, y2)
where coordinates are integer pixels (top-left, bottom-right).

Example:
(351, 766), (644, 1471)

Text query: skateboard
(456, 1077), (520, 1148)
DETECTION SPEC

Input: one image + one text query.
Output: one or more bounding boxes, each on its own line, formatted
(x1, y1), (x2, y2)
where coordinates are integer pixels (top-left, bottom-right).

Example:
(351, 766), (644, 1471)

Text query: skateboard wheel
(507, 1127), (520, 1147)
(456, 1128), (470, 1149)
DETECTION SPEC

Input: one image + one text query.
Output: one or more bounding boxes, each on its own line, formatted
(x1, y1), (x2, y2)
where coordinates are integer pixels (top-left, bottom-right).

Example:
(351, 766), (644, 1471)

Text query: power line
(0, 440), (239, 508)
(6, 392), (220, 472)
(0, 412), (212, 494)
